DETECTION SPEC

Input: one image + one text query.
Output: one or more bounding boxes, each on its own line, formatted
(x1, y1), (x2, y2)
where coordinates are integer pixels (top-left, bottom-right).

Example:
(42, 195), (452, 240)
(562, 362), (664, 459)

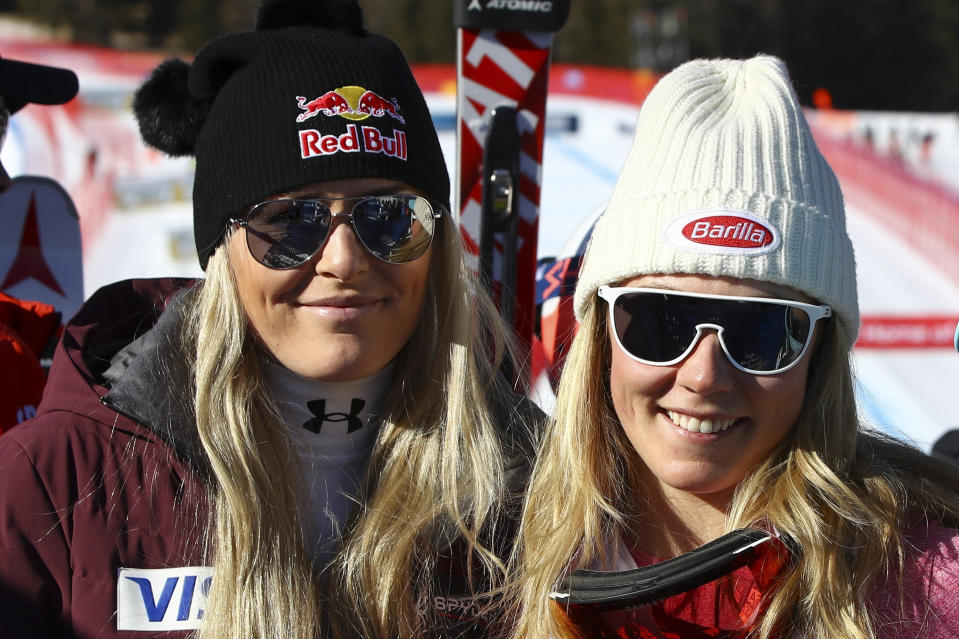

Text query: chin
(292, 360), (369, 382)
(301, 348), (397, 381)
(656, 469), (740, 497)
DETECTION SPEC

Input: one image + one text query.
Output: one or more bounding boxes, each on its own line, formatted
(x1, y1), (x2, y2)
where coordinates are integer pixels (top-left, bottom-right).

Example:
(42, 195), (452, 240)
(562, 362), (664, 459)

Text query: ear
(133, 58), (209, 156)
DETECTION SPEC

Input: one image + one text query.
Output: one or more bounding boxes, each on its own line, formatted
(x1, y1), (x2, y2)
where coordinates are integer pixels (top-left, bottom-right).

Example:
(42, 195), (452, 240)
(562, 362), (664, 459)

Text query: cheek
(390, 255), (431, 312)
(227, 234), (298, 332)
(751, 369), (808, 441)
(608, 337), (671, 423)
(406, 263), (430, 303)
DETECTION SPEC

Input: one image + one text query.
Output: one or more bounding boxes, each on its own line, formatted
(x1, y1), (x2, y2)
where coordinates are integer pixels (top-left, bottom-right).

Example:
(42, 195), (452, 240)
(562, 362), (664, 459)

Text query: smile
(299, 292), (380, 307)
(297, 295), (382, 320)
(666, 410), (738, 434)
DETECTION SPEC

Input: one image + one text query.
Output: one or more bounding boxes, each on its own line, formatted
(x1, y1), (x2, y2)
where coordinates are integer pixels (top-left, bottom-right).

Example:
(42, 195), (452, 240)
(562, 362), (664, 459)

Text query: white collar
(261, 356), (395, 455)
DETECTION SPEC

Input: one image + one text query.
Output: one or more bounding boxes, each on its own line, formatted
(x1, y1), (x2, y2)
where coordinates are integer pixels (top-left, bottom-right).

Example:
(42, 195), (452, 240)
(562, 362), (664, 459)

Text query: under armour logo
(303, 398), (366, 434)
(468, 0), (482, 10)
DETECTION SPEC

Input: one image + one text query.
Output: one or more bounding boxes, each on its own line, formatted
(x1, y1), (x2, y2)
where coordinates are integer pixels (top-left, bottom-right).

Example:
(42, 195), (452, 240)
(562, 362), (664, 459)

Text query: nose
(313, 214), (371, 281)
(675, 329), (735, 394)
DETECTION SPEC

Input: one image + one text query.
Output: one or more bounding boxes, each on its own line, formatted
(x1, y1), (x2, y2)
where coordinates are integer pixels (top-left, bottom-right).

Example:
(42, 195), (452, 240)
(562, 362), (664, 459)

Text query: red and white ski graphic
(454, 0), (569, 387)
(0, 175), (84, 322)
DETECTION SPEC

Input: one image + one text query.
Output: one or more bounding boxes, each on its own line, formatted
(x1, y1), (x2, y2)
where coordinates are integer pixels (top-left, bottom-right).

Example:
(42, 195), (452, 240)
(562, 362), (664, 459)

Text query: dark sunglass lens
(353, 196), (436, 262)
(613, 293), (698, 362)
(722, 302), (810, 372)
(245, 200), (330, 268)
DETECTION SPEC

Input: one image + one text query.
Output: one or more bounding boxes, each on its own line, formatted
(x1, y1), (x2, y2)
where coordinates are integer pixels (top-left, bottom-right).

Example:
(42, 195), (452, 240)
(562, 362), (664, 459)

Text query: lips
(295, 293), (384, 321)
(298, 293), (380, 308)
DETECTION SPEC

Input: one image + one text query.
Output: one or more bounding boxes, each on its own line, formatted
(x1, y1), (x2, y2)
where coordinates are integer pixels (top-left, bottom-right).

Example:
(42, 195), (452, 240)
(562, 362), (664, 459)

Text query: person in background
(0, 292), (60, 433)
(0, 53), (78, 190)
(0, 1), (540, 637)
(512, 55), (959, 638)
(0, 54), (77, 432)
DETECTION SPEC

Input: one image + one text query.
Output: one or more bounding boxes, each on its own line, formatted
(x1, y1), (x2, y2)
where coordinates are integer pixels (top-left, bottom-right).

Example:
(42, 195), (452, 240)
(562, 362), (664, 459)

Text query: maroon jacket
(0, 278), (209, 638)
(0, 278), (538, 638)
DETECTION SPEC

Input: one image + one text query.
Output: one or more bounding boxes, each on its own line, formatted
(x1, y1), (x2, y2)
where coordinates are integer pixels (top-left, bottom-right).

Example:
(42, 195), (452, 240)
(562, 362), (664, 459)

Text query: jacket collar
(101, 286), (213, 481)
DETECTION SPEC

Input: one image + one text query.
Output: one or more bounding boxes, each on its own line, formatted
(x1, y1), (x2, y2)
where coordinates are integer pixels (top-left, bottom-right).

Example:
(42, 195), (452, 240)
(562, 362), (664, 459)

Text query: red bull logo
(295, 91), (351, 122)
(665, 209), (781, 254)
(294, 86), (409, 162)
(294, 86), (405, 124)
(299, 123), (407, 161)
(355, 90), (405, 123)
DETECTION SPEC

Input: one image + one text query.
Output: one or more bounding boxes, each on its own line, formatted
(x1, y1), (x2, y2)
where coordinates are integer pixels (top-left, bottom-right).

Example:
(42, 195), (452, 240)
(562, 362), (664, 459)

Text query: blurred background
(1, 0), (958, 451)
(5, 0), (959, 110)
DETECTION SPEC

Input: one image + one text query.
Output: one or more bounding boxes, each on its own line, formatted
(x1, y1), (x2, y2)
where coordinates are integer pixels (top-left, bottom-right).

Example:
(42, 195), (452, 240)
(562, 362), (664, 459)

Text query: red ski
(454, 0), (569, 388)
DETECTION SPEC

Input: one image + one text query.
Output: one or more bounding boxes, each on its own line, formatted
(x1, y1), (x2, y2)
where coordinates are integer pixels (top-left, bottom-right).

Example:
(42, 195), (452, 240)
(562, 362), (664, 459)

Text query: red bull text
(294, 87), (408, 161)
(299, 124), (407, 161)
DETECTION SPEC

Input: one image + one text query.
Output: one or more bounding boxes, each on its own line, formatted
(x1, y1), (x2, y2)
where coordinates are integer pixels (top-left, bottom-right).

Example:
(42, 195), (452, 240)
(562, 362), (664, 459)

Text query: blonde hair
(187, 213), (528, 638)
(512, 297), (959, 639)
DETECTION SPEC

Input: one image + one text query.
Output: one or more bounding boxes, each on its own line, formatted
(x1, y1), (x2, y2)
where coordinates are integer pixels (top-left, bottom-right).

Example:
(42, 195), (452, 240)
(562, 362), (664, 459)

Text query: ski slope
(847, 205), (959, 450)
(80, 92), (959, 453)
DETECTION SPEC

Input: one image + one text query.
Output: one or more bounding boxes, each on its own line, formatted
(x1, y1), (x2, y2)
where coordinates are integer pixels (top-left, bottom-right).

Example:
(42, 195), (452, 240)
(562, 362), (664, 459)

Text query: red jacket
(0, 278), (537, 638)
(0, 291), (60, 433)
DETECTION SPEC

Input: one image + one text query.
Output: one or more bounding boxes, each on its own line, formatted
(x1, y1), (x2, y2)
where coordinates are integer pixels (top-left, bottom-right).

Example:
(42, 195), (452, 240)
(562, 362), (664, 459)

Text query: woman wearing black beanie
(0, 1), (541, 637)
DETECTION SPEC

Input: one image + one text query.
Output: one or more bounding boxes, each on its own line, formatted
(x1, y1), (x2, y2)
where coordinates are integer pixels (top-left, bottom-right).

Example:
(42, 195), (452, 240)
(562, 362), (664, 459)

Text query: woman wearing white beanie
(511, 55), (959, 638)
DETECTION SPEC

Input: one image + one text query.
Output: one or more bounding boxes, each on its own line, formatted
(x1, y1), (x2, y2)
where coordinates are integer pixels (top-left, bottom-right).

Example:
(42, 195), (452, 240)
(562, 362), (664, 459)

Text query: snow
(847, 205), (959, 450)
(83, 202), (201, 288)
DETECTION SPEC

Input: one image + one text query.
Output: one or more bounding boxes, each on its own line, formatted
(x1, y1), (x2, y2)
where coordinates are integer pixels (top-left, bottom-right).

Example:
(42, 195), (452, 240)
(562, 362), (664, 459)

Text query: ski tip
(454, 0), (570, 32)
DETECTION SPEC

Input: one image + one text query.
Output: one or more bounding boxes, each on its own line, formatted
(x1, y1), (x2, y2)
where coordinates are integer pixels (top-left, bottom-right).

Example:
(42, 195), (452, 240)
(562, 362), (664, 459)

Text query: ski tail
(454, 0), (570, 390)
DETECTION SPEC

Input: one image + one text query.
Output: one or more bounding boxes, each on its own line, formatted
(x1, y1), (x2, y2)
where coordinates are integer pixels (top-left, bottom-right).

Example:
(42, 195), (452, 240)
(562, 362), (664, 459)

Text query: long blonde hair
(187, 213), (529, 638)
(512, 297), (959, 639)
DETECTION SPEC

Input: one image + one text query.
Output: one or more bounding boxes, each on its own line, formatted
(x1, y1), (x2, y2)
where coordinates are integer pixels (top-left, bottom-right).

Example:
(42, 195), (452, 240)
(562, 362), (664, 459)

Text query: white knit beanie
(574, 55), (859, 346)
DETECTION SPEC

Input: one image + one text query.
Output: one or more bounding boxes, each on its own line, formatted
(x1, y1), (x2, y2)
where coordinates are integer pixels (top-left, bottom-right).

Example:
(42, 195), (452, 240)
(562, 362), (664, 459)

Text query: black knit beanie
(133, 0), (450, 269)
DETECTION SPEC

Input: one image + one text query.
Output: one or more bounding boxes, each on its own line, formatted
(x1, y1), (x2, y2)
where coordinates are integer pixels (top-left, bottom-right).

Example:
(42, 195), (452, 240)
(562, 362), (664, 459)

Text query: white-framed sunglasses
(598, 286), (832, 375)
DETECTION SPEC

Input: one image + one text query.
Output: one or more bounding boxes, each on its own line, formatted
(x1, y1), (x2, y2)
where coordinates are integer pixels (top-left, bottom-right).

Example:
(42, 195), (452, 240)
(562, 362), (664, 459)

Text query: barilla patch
(664, 209), (781, 254)
(117, 566), (213, 631)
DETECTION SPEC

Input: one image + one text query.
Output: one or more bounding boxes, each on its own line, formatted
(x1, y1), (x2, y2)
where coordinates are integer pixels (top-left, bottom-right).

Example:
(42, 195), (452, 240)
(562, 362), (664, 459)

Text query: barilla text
(682, 215), (774, 249)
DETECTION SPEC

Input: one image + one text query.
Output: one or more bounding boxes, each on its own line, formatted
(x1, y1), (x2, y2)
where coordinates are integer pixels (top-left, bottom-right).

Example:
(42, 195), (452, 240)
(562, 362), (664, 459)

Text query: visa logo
(117, 567), (213, 631)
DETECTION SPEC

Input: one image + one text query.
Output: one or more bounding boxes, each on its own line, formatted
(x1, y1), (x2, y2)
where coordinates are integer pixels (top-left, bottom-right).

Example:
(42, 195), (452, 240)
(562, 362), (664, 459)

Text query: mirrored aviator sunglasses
(597, 286), (832, 375)
(230, 194), (442, 269)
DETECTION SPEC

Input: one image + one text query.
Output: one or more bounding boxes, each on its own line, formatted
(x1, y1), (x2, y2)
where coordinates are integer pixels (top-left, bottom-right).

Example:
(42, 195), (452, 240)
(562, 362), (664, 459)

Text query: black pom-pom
(133, 58), (208, 157)
(255, 0), (366, 36)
